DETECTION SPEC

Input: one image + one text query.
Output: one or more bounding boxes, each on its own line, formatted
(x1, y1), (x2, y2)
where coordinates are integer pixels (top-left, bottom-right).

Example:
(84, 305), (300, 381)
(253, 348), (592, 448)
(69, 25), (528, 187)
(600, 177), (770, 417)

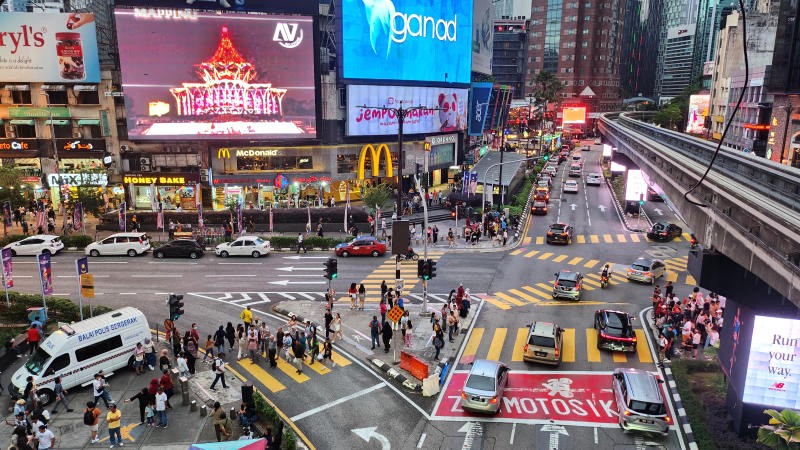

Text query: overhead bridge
(599, 112), (800, 309)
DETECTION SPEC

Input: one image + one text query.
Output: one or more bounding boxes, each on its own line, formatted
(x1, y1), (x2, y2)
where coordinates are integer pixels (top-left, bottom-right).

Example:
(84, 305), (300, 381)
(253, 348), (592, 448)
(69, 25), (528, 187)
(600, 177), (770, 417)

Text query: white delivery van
(8, 307), (150, 405)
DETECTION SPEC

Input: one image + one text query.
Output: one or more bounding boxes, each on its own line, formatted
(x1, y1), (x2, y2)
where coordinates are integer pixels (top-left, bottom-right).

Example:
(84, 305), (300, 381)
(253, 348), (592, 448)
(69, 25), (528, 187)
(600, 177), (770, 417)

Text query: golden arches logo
(357, 143), (393, 180)
(217, 148), (231, 159)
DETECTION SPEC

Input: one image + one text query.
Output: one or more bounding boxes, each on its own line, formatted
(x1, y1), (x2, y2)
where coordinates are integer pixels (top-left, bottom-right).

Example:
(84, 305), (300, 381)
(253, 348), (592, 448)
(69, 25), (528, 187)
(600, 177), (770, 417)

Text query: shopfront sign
(217, 148), (281, 159)
(9, 107), (71, 119)
(426, 134), (457, 146)
(357, 143), (394, 180)
(0, 139), (39, 152)
(123, 173), (199, 185)
(47, 172), (108, 187)
(56, 138), (106, 152)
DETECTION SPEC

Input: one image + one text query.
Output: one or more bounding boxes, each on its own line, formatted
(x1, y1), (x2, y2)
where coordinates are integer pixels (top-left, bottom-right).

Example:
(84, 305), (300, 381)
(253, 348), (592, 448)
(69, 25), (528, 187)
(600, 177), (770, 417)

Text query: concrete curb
(369, 357), (423, 392)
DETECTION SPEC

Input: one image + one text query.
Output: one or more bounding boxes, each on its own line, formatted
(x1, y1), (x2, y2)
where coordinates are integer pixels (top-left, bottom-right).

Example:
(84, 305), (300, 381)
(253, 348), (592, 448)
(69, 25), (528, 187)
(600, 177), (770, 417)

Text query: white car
(563, 180), (579, 193)
(3, 235), (64, 256)
(586, 173), (603, 186)
(85, 232), (151, 257)
(215, 236), (271, 258)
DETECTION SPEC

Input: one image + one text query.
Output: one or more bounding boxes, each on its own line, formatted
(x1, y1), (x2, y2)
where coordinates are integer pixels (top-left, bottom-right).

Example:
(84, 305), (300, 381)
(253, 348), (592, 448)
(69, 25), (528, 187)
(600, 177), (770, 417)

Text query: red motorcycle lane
(436, 372), (620, 424)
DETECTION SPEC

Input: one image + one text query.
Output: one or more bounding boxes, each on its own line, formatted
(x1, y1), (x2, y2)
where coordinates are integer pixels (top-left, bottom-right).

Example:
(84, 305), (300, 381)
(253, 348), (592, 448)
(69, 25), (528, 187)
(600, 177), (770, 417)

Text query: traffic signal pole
(413, 175), (431, 316)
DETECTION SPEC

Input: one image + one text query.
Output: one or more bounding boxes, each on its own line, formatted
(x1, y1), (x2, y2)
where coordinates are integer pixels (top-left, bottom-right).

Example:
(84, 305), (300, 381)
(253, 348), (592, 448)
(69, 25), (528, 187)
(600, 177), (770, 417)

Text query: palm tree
(531, 70), (565, 111)
(757, 408), (800, 450)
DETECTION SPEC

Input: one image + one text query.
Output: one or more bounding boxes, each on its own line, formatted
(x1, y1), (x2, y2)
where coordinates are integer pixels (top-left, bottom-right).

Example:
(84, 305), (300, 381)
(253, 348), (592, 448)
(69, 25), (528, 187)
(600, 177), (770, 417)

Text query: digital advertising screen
(346, 85), (467, 136)
(340, 0), (473, 84)
(0, 13), (100, 83)
(468, 82), (493, 136)
(685, 94), (710, 134)
(562, 107), (587, 124)
(114, 0), (318, 15)
(624, 169), (647, 201)
(114, 9), (317, 140)
(471, 0), (493, 76)
(742, 315), (800, 409)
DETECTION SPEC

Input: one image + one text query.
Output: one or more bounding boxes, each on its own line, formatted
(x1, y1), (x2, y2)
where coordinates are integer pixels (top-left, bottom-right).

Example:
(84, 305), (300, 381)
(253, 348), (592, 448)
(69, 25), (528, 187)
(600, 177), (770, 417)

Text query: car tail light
(561, 233), (568, 236)
(523, 344), (529, 353)
(665, 415), (672, 423)
(460, 391), (467, 399)
(554, 347), (560, 358)
(489, 396), (498, 404)
(543, 208), (548, 211)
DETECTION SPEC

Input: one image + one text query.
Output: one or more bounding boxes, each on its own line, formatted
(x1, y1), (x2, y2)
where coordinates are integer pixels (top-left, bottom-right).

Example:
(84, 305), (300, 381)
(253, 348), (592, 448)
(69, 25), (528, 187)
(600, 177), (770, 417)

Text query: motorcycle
(398, 252), (420, 261)
(689, 234), (699, 250)
(600, 273), (609, 288)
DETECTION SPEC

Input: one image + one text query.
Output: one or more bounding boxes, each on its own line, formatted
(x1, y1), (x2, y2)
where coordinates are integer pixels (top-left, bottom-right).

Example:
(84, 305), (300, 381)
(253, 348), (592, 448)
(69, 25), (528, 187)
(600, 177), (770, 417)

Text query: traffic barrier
(400, 351), (428, 381)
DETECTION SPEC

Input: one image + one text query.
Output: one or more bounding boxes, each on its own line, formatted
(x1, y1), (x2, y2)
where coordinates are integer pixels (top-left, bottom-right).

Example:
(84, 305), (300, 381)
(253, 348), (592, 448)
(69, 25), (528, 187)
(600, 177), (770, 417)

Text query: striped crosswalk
(461, 326), (654, 364)
(339, 251), (446, 304)
(509, 232), (694, 251)
(478, 271), (625, 310)
(233, 342), (353, 393)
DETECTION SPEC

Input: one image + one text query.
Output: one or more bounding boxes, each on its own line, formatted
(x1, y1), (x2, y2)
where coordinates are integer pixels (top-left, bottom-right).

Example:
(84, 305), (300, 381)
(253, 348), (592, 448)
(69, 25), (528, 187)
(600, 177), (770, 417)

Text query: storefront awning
(73, 85), (97, 92)
(77, 119), (101, 126)
(4, 84), (29, 91)
(9, 119), (35, 126)
(45, 119), (70, 126)
(42, 85), (66, 91)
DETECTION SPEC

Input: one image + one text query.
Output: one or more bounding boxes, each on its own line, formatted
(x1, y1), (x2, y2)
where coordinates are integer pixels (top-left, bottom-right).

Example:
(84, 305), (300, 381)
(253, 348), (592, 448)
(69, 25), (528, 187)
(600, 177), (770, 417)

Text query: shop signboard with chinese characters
(46, 173), (108, 187)
(55, 138), (105, 152)
(123, 173), (199, 186)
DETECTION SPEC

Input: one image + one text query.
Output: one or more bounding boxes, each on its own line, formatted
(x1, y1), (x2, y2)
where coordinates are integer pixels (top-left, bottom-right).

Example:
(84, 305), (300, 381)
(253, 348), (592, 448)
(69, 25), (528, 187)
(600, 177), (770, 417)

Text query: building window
(582, 29), (589, 34)
(80, 125), (103, 139)
(52, 124), (73, 138)
(42, 87), (68, 104)
(10, 89), (31, 104)
(11, 124), (35, 138)
(582, 42), (588, 47)
(74, 86), (100, 105)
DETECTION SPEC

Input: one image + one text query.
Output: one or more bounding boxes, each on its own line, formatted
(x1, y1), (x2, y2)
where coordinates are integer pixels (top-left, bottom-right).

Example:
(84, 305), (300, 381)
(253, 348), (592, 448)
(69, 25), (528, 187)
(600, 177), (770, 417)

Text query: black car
(546, 223), (574, 244)
(594, 309), (637, 352)
(153, 239), (205, 259)
(647, 187), (664, 202)
(646, 222), (683, 241)
(531, 200), (549, 215)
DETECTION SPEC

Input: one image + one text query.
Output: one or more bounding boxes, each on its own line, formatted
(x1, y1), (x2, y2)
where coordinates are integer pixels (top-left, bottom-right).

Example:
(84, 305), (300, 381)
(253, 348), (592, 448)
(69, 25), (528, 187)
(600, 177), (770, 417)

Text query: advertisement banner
(468, 82), (493, 136)
(1, 248), (13, 288)
(115, 9), (317, 140)
(0, 13), (100, 83)
(114, 0), (318, 15)
(340, 0), (473, 84)
(472, 0), (493, 75)
(38, 253), (53, 296)
(742, 315), (800, 409)
(562, 107), (587, 124)
(73, 202), (83, 231)
(76, 256), (89, 276)
(119, 202), (126, 231)
(347, 85), (468, 136)
(686, 94), (710, 134)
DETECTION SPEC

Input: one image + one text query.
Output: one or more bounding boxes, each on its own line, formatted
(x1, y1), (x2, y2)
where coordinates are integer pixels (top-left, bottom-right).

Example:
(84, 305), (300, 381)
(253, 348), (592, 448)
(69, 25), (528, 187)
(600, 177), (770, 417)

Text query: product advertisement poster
(346, 85), (467, 136)
(471, 0), (493, 75)
(38, 253), (53, 296)
(468, 82), (493, 136)
(0, 13), (100, 83)
(114, 9), (317, 140)
(1, 248), (13, 288)
(340, 0), (473, 84)
(742, 315), (800, 409)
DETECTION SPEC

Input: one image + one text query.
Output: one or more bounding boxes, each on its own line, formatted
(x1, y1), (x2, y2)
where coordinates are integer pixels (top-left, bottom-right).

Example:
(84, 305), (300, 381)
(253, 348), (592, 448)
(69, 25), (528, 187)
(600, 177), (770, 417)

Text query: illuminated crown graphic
(198, 26), (257, 83)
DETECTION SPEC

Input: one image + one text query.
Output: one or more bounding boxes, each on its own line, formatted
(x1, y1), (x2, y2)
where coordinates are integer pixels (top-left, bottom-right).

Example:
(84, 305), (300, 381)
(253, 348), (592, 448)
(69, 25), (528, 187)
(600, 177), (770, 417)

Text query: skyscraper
(492, 19), (529, 99)
(620, 0), (663, 100)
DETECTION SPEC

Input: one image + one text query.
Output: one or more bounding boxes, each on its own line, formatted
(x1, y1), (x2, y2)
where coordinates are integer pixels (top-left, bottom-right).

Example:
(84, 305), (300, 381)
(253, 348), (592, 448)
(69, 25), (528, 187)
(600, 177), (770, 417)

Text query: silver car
(612, 368), (670, 435)
(460, 360), (509, 414)
(626, 258), (666, 284)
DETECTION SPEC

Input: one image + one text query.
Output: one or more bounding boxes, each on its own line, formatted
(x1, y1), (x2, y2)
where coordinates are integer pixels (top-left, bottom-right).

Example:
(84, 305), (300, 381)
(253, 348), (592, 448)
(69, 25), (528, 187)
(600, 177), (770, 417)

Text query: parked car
(335, 237), (387, 257)
(646, 222), (683, 242)
(594, 309), (637, 352)
(626, 257), (666, 284)
(85, 232), (151, 257)
(531, 200), (549, 215)
(460, 359), (509, 414)
(522, 321), (563, 366)
(586, 173), (603, 186)
(546, 223), (573, 244)
(611, 368), (670, 435)
(215, 236), (271, 258)
(563, 180), (579, 193)
(3, 235), (64, 256)
(153, 239), (204, 259)
(552, 270), (583, 301)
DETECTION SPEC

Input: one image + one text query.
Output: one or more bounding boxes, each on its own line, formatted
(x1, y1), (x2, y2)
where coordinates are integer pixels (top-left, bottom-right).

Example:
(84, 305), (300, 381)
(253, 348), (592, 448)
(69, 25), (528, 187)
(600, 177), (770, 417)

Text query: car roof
(108, 232), (147, 237)
(236, 236), (262, 240)
(615, 368), (664, 403)
(549, 223), (569, 228)
(22, 234), (60, 239)
(470, 359), (504, 376)
(530, 321), (558, 337)
(632, 257), (658, 265)
(564, 180), (578, 184)
(599, 309), (632, 323)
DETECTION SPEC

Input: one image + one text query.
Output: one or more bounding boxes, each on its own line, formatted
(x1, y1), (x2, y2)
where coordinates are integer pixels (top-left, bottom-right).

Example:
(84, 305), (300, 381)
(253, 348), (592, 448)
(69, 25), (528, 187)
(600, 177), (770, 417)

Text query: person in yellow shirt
(106, 403), (122, 448)
(240, 306), (253, 333)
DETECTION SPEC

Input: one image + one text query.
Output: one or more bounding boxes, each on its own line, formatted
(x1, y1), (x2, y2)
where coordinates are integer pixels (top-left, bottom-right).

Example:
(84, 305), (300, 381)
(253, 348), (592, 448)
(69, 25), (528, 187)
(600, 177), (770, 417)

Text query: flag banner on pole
(2, 202), (11, 228)
(73, 202), (83, 231)
(119, 202), (126, 231)
(269, 205), (273, 232)
(36, 209), (45, 230)
(197, 204), (204, 228)
(462, 171), (470, 194)
(1, 248), (13, 288)
(195, 183), (202, 209)
(236, 202), (242, 233)
(344, 182), (350, 232)
(38, 253), (53, 296)
(157, 202), (164, 230)
(76, 256), (89, 276)
(149, 183), (158, 212)
(470, 172), (479, 195)
(306, 205), (311, 230)
(375, 205), (381, 236)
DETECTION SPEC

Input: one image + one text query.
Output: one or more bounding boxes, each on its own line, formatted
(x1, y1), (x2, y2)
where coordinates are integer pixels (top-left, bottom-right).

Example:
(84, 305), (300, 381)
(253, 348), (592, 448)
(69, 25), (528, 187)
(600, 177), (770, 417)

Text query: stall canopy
(472, 150), (526, 186)
(189, 438), (266, 450)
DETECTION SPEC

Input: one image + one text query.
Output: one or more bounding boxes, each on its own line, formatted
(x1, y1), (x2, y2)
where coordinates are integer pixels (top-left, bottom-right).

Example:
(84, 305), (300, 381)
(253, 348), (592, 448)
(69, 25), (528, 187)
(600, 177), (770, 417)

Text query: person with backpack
(369, 316), (381, 350)
(83, 401), (101, 444)
(209, 353), (228, 390)
(433, 328), (445, 361)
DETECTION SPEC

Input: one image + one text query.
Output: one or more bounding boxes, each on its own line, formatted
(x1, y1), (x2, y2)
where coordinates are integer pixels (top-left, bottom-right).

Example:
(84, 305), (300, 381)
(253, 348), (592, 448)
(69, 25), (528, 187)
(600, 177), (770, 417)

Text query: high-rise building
(766, 0), (800, 167)
(492, 18), (529, 99)
(620, 0), (663, 100)
(493, 0), (532, 19)
(525, 0), (626, 131)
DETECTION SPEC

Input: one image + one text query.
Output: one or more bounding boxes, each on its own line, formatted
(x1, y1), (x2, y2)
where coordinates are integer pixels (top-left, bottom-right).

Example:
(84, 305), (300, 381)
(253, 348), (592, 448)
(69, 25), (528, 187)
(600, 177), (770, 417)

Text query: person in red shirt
(159, 370), (174, 409)
(26, 325), (41, 355)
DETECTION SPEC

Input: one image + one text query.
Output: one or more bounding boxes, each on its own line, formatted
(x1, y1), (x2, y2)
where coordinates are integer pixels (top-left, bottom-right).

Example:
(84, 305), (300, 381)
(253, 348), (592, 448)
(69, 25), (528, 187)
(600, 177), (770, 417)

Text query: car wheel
(251, 251), (261, 258)
(189, 252), (199, 259)
(219, 251), (229, 258)
(36, 388), (55, 406)
(127, 249), (137, 257)
(371, 250), (380, 257)
(89, 249), (100, 257)
(341, 251), (349, 258)
(155, 251), (164, 259)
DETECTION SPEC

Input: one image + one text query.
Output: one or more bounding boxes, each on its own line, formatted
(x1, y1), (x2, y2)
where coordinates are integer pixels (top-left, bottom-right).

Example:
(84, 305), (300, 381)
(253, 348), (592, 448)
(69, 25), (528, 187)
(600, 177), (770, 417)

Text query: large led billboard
(624, 169), (647, 201)
(114, 9), (317, 140)
(0, 13), (100, 83)
(346, 85), (467, 136)
(562, 107), (587, 124)
(743, 315), (800, 409)
(468, 82), (493, 136)
(114, 0), (318, 15)
(686, 94), (710, 134)
(340, 0), (473, 84)
(471, 0), (493, 75)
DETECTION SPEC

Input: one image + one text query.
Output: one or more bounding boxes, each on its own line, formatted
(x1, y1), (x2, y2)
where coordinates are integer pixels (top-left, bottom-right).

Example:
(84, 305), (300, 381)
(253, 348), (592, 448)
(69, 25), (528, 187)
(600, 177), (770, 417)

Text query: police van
(8, 307), (150, 405)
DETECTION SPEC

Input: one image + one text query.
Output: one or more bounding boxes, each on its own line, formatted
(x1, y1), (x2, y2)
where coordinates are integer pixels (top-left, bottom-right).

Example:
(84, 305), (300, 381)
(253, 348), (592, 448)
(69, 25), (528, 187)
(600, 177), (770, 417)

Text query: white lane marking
(290, 383), (385, 421)
(57, 275), (76, 278)
(594, 427), (598, 444)
(278, 293), (296, 300)
(147, 261), (199, 265)
(241, 300), (270, 307)
(204, 274), (257, 277)
(416, 433), (426, 448)
(510, 423), (516, 445)
(217, 262), (261, 265)
(131, 274), (183, 278)
(119, 292), (137, 295)
(86, 261), (129, 264)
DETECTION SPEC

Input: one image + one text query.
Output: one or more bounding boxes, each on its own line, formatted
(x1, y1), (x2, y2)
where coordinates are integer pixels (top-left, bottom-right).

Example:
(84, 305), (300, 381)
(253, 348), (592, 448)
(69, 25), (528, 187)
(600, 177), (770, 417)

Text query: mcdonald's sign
(217, 148), (231, 159)
(357, 143), (394, 180)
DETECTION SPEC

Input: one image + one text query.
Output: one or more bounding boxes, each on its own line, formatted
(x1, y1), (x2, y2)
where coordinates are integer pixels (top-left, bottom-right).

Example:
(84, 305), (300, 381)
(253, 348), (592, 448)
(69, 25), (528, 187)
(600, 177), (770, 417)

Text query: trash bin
(27, 307), (47, 324)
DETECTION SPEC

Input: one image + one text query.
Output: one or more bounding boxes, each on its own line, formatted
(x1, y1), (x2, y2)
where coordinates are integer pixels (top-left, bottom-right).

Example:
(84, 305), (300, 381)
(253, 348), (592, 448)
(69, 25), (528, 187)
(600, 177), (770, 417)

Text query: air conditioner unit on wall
(120, 144), (131, 152)
(140, 157), (151, 165)
(140, 164), (151, 172)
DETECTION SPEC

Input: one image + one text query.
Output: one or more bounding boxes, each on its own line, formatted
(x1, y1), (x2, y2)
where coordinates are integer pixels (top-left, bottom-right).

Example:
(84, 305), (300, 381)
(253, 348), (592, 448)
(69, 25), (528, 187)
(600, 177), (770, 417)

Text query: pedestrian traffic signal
(323, 258), (338, 280)
(417, 259), (425, 278)
(428, 260), (437, 279)
(543, 154), (549, 161)
(420, 260), (431, 280)
(168, 294), (184, 321)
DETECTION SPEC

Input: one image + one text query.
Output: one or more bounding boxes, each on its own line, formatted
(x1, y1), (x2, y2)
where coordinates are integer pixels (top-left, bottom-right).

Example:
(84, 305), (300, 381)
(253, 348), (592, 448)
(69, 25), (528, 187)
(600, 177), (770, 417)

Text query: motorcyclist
(406, 246), (416, 259)
(601, 264), (610, 280)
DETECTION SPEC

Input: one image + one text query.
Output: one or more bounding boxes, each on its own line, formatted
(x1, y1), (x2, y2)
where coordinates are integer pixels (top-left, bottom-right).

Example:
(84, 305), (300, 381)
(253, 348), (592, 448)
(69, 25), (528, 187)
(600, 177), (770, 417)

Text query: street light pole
(482, 157), (541, 208)
(41, 91), (65, 230)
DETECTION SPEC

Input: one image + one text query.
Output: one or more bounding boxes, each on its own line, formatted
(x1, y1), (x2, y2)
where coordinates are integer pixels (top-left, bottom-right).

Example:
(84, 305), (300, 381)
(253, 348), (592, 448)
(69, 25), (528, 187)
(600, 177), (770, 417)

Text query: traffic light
(420, 260), (431, 280)
(417, 259), (425, 278)
(323, 258), (338, 280)
(168, 294), (184, 321)
(428, 260), (437, 279)
(543, 154), (549, 161)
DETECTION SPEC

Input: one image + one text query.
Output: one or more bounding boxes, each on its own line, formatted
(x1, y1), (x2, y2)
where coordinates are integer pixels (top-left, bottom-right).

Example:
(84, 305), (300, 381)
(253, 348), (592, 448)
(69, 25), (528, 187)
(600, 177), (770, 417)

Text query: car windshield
(529, 335), (555, 347)
(465, 373), (496, 391)
(604, 314), (628, 336)
(630, 400), (666, 415)
(550, 224), (566, 232)
(631, 264), (650, 271)
(25, 346), (52, 375)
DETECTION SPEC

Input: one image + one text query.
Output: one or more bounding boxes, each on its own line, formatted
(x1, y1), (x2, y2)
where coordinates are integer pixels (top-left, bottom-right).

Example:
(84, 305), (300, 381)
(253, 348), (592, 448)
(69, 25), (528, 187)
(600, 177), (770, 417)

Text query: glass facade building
(620, 0), (663, 100)
(492, 19), (529, 99)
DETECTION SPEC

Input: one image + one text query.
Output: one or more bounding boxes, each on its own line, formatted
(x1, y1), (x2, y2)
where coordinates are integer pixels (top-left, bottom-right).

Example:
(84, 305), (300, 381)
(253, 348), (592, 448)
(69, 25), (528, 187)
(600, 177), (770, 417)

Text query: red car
(335, 237), (387, 257)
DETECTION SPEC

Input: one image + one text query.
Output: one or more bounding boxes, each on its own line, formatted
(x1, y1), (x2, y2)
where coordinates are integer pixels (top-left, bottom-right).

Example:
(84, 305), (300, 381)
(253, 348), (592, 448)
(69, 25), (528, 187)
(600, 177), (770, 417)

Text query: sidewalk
(271, 297), (479, 394)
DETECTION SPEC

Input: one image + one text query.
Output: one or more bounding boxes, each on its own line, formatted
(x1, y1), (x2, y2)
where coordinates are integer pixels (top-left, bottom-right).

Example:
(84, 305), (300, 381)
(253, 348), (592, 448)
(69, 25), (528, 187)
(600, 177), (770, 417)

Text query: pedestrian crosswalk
(189, 290), (452, 308)
(479, 271), (625, 310)
(663, 256), (696, 285)
(462, 326), (654, 365)
(510, 232), (694, 249)
(338, 251), (446, 304)
(232, 343), (353, 393)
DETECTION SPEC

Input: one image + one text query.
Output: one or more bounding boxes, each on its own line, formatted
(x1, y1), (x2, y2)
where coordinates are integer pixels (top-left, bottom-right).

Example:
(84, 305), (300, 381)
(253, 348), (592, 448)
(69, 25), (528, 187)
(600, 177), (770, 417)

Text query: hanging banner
(2, 202), (12, 228)
(38, 253), (53, 296)
(468, 82), (494, 136)
(269, 206), (273, 232)
(157, 202), (164, 230)
(119, 202), (126, 231)
(197, 204), (204, 228)
(236, 203), (242, 233)
(1, 248), (13, 288)
(73, 202), (84, 231)
(76, 256), (89, 276)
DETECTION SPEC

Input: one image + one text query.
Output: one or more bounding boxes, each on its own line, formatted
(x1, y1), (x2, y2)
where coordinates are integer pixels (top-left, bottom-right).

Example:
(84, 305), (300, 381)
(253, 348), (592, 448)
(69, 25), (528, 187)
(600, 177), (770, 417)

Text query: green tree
(758, 409), (800, 450)
(69, 187), (105, 218)
(361, 183), (392, 214)
(0, 165), (27, 207)
(531, 70), (565, 110)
